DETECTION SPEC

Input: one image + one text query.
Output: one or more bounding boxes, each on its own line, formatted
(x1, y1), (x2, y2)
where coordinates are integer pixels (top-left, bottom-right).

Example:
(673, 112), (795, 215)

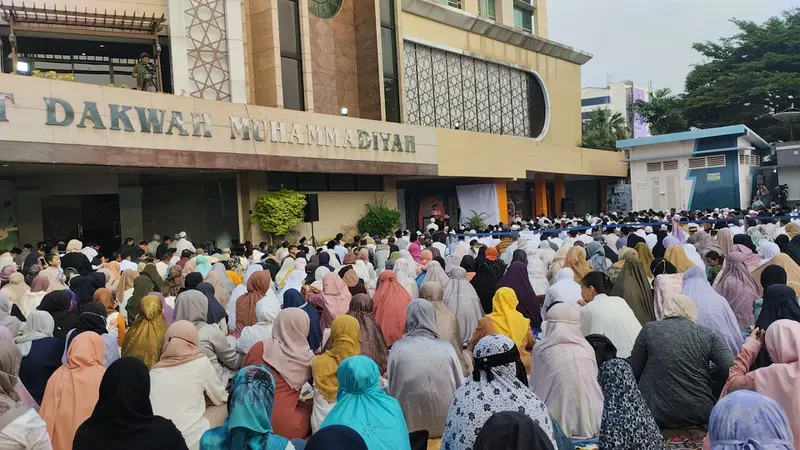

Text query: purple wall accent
(632, 87), (648, 138)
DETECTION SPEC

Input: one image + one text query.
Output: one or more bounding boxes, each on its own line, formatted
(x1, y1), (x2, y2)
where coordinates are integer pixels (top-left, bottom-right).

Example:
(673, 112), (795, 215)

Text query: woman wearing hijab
(282, 289), (322, 351)
(311, 315), (360, 432)
(73, 357), (188, 450)
(234, 296), (281, 354)
(760, 241), (781, 266)
(775, 234), (791, 254)
(121, 295), (167, 369)
(541, 268), (582, 319)
(125, 275), (154, 323)
(694, 230), (722, 257)
(546, 246), (570, 282)
(275, 257), (296, 288)
(305, 272), (352, 331)
(204, 269), (232, 310)
(243, 308), (314, 440)
(102, 261), (121, 292)
(651, 258), (682, 320)
(0, 294), (22, 337)
(443, 266), (484, 346)
(116, 269), (138, 303)
(471, 248), (505, 314)
(680, 267), (744, 355)
(723, 319), (800, 448)
(579, 272), (642, 359)
(36, 290), (77, 340)
(469, 287), (535, 373)
(371, 271), (412, 347)
(606, 247), (634, 282)
(1, 273), (28, 307)
(664, 244), (694, 272)
(714, 251), (760, 329)
(716, 228), (734, 256)
(388, 299), (462, 438)
(307, 425), (367, 450)
(728, 243), (762, 270)
(750, 253), (800, 292)
(522, 247), (549, 295)
(347, 293), (388, 374)
(610, 251), (655, 325)
(339, 266), (367, 296)
(234, 270), (272, 335)
(651, 230), (669, 259)
(587, 241), (611, 273)
(564, 246), (591, 282)
(93, 287), (126, 346)
(75, 271), (106, 305)
(707, 390), (793, 450)
(166, 265), (183, 298)
(15, 310), (59, 404)
(497, 261), (540, 326)
(633, 242), (654, 278)
(200, 365), (301, 450)
(750, 285), (800, 370)
(150, 320), (227, 450)
(141, 264), (167, 293)
(40, 332), (106, 450)
(629, 294), (733, 429)
(530, 304), (602, 439)
(423, 260), (450, 290)
(174, 290), (242, 384)
(320, 356), (410, 450)
(209, 263), (235, 294)
(393, 259), (419, 298)
(753, 265), (789, 324)
(0, 341), (52, 449)
(473, 411), (555, 450)
(419, 283), (470, 375)
(597, 358), (666, 450)
(193, 282), (229, 330)
(18, 275), (49, 318)
(442, 334), (557, 450)
(194, 256), (212, 279)
(460, 255), (477, 281)
(60, 239), (92, 277)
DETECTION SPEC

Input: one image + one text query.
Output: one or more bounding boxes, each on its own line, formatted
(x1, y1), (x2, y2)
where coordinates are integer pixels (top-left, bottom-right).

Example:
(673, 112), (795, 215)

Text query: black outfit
(155, 243), (169, 259)
(651, 231), (669, 258)
(36, 291), (79, 340)
(752, 284), (800, 369)
(786, 235), (800, 266)
(307, 425), (368, 450)
(72, 357), (189, 450)
(60, 252), (94, 277)
(603, 245), (618, 264)
(183, 272), (203, 291)
(76, 272), (107, 304)
(66, 302), (109, 351)
(734, 234), (759, 254)
(473, 411), (555, 450)
(19, 337), (64, 404)
(650, 258), (677, 276)
(626, 234), (646, 249)
(775, 234), (790, 254)
(471, 261), (503, 314)
(194, 282), (228, 325)
(460, 255), (476, 273)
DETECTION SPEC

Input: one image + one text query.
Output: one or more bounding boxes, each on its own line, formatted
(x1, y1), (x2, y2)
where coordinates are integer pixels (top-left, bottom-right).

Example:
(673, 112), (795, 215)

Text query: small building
(616, 125), (771, 212)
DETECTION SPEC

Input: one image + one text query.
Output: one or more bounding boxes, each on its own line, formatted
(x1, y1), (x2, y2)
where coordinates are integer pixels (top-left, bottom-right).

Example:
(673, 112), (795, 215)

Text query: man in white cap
(147, 234), (161, 256)
(174, 231), (196, 256)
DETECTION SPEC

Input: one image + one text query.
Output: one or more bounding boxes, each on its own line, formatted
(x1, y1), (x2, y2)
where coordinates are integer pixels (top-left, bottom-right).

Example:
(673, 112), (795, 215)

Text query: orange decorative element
(496, 183), (509, 224)
(554, 174), (566, 216)
(534, 174), (547, 216)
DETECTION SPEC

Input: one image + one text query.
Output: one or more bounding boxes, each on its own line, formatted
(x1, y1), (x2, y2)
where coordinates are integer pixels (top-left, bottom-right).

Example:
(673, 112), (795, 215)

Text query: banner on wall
(607, 184), (632, 215)
(456, 184), (500, 226)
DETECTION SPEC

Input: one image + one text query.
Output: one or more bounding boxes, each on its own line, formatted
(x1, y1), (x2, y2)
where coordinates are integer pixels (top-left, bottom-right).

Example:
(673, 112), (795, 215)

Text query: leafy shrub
(357, 196), (401, 237)
(466, 210), (488, 230)
(250, 189), (307, 238)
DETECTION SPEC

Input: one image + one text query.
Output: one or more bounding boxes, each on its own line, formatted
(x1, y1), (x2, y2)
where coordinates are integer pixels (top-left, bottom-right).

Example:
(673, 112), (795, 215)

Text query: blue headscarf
(321, 356), (410, 450)
(196, 256), (212, 278)
(200, 366), (290, 450)
(282, 288), (322, 351)
(709, 390), (793, 450)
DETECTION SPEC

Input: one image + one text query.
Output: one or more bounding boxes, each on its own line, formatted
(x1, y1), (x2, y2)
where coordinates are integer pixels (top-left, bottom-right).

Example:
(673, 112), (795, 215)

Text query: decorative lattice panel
(185, 0), (231, 101)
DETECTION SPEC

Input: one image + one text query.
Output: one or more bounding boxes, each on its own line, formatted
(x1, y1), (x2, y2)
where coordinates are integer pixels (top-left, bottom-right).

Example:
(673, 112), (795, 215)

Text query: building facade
(617, 125), (770, 212)
(0, 0), (626, 251)
(582, 81), (649, 138)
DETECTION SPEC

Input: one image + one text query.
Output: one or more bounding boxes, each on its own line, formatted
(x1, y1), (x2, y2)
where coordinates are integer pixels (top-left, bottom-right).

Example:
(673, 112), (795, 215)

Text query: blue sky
(548, 0), (798, 93)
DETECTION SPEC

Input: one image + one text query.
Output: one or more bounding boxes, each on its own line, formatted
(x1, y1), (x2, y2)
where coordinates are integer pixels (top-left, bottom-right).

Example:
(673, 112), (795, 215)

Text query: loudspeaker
(304, 194), (319, 222)
(561, 197), (575, 214)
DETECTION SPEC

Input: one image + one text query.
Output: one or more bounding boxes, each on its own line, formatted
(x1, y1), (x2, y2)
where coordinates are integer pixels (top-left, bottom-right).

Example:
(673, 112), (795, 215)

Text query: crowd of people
(0, 206), (797, 450)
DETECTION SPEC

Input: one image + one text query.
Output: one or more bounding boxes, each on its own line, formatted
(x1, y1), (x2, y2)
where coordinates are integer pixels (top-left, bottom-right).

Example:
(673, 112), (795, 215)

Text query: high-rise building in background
(582, 81), (650, 138)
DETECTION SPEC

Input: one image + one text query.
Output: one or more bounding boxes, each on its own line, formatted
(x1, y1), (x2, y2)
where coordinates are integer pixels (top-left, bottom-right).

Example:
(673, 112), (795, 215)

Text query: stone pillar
(554, 173), (565, 216)
(534, 173), (547, 216)
(237, 172), (270, 244)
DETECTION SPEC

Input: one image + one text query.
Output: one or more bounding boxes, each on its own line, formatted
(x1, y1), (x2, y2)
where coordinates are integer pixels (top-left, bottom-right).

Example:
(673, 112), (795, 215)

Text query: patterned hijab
(597, 359), (666, 450)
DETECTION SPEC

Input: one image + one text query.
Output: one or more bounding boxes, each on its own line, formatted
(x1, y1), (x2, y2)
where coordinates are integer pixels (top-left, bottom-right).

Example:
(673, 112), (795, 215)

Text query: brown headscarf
(343, 253), (357, 266)
(116, 270), (138, 301)
(166, 265), (183, 297)
(142, 264), (167, 293)
(152, 320), (205, 369)
(419, 282), (469, 374)
(261, 308), (314, 391)
(0, 273), (28, 305)
(634, 242), (655, 278)
(611, 251), (655, 325)
(121, 295), (168, 369)
(347, 294), (388, 374)
(235, 270), (272, 333)
(205, 270), (231, 307)
(341, 267), (367, 296)
(103, 261), (121, 292)
(93, 288), (116, 316)
(565, 246), (591, 282)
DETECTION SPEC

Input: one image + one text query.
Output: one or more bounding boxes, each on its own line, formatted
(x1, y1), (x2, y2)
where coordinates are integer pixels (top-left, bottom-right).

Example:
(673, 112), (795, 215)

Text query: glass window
(513, 7), (532, 32)
(384, 77), (400, 123)
(268, 172), (298, 191)
(278, 0), (301, 58)
(478, 0), (495, 19)
(329, 174), (357, 191)
(357, 176), (383, 191)
(299, 173), (328, 191)
(281, 57), (304, 111)
(381, 27), (397, 79)
(380, 0), (394, 28)
(581, 96), (611, 107)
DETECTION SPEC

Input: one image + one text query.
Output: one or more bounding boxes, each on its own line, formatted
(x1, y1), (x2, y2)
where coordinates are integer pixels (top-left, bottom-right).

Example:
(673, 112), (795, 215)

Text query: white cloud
(547, 0), (796, 93)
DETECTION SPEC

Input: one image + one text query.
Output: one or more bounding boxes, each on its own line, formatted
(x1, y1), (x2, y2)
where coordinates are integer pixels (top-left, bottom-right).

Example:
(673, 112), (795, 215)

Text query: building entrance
(41, 194), (121, 254)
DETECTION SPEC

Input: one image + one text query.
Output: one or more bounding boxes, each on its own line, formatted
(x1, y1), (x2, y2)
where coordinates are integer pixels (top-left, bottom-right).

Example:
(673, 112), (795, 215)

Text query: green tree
(357, 196), (401, 237)
(631, 88), (688, 135)
(250, 189), (307, 240)
(682, 9), (800, 142)
(581, 109), (631, 150)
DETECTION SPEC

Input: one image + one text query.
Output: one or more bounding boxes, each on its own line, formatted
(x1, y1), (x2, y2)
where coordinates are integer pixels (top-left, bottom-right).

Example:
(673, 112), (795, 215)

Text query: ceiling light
(339, 106), (348, 116)
(15, 61), (29, 74)
(1, 164), (8, 167)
